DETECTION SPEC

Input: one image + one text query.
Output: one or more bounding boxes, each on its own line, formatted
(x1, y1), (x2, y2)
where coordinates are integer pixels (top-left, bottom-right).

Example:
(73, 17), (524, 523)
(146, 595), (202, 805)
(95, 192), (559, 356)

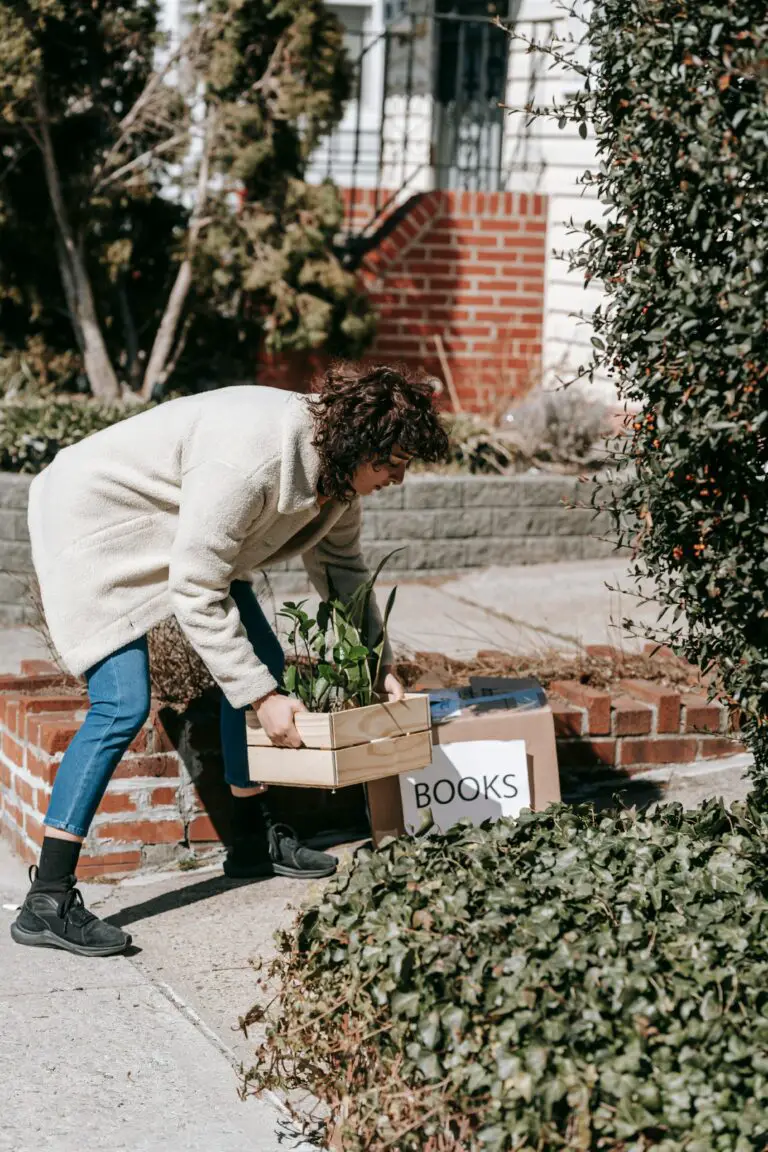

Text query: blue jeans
(44, 582), (284, 838)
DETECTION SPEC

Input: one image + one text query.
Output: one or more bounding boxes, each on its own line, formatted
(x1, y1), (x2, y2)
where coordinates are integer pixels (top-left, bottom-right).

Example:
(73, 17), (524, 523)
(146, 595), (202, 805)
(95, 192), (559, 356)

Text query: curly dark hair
(308, 363), (450, 501)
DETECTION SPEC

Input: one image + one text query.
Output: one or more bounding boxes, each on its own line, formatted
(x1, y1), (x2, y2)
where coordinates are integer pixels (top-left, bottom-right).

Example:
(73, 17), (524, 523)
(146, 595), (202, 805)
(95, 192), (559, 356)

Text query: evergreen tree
(198, 0), (375, 374)
(0, 1), (373, 401)
(0, 0), (170, 398)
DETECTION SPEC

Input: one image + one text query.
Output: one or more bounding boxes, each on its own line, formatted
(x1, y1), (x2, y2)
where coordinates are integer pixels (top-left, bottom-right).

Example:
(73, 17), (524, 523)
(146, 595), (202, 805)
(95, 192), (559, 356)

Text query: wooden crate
(246, 694), (432, 788)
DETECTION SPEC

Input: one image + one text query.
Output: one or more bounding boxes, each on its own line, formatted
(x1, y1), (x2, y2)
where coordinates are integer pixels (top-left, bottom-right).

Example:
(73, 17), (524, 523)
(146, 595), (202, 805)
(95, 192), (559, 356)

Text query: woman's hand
(254, 692), (307, 748)
(381, 668), (406, 703)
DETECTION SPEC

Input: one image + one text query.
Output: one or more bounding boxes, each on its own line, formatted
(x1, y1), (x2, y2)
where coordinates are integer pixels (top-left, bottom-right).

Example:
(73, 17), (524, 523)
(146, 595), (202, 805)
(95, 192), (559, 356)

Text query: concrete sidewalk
(0, 838), (316, 1152)
(275, 558), (666, 657)
(0, 557), (664, 676)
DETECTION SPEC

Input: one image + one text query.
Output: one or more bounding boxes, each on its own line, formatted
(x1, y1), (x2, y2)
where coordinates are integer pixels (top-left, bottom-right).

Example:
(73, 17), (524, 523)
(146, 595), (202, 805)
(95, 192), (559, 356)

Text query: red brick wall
(551, 681), (743, 787)
(255, 187), (402, 395)
(0, 658), (744, 878)
(257, 187), (548, 413)
(363, 189), (547, 412)
(0, 665), (196, 878)
(340, 186), (399, 235)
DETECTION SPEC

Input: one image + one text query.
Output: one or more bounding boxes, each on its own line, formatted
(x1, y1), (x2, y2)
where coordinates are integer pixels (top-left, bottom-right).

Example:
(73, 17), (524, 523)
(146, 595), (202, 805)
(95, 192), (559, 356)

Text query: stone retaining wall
(271, 473), (617, 594)
(0, 471), (615, 621)
(0, 475), (35, 625)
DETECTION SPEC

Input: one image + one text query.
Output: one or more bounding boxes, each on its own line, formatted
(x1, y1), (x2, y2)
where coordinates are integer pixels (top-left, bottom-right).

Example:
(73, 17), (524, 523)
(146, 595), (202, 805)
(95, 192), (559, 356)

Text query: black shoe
(223, 823), (338, 880)
(10, 868), (131, 958)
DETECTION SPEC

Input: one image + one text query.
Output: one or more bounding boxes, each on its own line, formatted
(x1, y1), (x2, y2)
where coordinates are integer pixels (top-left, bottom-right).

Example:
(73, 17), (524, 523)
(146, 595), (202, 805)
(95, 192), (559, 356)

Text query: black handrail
(312, 11), (554, 252)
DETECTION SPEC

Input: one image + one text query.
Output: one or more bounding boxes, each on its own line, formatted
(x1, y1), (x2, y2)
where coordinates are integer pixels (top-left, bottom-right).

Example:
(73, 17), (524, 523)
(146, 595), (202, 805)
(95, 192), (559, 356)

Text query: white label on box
(399, 740), (530, 835)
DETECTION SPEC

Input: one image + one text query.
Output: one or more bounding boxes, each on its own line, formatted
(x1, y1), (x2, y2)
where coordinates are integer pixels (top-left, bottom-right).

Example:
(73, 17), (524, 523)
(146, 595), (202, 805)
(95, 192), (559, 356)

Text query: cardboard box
(367, 680), (560, 845)
(246, 694), (432, 788)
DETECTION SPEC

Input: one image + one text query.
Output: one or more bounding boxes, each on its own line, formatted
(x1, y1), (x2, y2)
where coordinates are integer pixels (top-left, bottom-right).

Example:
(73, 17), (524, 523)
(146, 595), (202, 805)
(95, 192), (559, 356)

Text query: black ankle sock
(36, 836), (82, 886)
(230, 791), (270, 842)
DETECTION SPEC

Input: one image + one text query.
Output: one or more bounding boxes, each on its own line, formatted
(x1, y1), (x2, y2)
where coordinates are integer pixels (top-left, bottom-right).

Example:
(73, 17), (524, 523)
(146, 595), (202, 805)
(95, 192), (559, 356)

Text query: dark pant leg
(220, 581), (285, 788)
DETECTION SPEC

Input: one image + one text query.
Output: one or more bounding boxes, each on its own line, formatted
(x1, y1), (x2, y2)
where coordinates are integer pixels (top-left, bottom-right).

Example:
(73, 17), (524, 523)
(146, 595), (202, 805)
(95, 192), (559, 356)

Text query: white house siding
(502, 0), (613, 399)
(157, 0), (612, 398)
(309, 1), (388, 189)
(316, 0), (614, 398)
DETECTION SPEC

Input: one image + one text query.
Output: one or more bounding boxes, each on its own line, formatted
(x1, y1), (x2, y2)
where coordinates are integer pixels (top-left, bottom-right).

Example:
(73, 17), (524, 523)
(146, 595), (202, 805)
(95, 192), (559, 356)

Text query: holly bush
(244, 802), (768, 1150)
(560, 1), (768, 789)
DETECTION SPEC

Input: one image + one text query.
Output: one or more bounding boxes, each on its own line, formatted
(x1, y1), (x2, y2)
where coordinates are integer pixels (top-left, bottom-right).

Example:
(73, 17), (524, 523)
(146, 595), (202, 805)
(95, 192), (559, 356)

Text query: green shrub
(0, 341), (81, 397)
(0, 398), (151, 472)
(245, 801), (768, 1150)
(544, 1), (768, 789)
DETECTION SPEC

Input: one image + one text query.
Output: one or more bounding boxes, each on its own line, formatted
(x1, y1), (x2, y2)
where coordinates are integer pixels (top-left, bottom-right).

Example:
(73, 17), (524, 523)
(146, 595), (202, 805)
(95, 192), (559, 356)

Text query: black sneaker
(223, 823), (338, 880)
(10, 868), (131, 958)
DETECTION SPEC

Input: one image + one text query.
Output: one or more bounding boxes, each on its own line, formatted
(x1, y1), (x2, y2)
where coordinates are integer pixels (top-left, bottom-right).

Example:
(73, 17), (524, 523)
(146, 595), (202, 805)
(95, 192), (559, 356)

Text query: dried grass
(21, 573), (214, 706)
(146, 617), (215, 706)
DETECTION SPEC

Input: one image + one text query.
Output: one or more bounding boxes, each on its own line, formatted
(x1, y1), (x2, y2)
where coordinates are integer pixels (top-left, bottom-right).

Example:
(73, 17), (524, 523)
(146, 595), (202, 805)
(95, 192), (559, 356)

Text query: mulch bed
(394, 643), (704, 694)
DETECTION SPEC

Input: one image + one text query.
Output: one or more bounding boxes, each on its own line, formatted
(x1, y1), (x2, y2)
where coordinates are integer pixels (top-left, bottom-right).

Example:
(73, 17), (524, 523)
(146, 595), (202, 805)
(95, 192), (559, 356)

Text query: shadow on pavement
(105, 873), (265, 930)
(275, 1116), (326, 1149)
(561, 770), (665, 812)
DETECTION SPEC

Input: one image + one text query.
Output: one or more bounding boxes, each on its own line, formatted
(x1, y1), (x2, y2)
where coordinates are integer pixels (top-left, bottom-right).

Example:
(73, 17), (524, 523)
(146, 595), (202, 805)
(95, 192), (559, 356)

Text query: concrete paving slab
(0, 984), (280, 1152)
(93, 871), (312, 1064)
(358, 583), (545, 658)
(440, 560), (672, 652)
(0, 625), (52, 673)
(566, 752), (754, 812)
(86, 846), (359, 1069)
(0, 559), (673, 673)
(630, 752), (754, 809)
(0, 840), (312, 1152)
(267, 576), (625, 662)
(266, 559), (674, 658)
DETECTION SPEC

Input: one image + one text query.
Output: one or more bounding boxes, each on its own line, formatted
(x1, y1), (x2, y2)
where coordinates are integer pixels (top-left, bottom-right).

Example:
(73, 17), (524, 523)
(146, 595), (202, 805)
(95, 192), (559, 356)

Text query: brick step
(550, 678), (742, 783)
(0, 670), (745, 879)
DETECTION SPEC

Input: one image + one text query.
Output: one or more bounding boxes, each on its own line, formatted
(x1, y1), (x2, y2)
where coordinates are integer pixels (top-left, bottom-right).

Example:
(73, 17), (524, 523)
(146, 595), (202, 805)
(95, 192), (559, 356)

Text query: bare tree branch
(21, 120), (43, 152)
(94, 131), (189, 192)
(93, 12), (227, 192)
(251, 28), (291, 101)
(93, 35), (192, 185)
(33, 78), (120, 400)
(117, 279), (143, 388)
(139, 112), (214, 400)
(54, 235), (86, 356)
(155, 312), (194, 391)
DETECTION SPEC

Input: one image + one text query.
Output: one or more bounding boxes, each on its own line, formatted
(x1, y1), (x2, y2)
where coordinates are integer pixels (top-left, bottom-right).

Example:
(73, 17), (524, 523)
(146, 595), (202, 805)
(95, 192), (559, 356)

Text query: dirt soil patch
(395, 645), (704, 693)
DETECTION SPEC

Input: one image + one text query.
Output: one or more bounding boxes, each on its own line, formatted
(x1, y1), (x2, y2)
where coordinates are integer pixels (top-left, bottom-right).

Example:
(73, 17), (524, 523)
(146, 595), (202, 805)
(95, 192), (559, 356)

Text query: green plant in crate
(279, 551), (400, 712)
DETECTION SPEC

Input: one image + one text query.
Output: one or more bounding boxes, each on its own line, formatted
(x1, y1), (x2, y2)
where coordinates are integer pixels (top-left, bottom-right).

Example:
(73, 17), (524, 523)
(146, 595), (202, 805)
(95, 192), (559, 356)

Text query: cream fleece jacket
(28, 387), (389, 709)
